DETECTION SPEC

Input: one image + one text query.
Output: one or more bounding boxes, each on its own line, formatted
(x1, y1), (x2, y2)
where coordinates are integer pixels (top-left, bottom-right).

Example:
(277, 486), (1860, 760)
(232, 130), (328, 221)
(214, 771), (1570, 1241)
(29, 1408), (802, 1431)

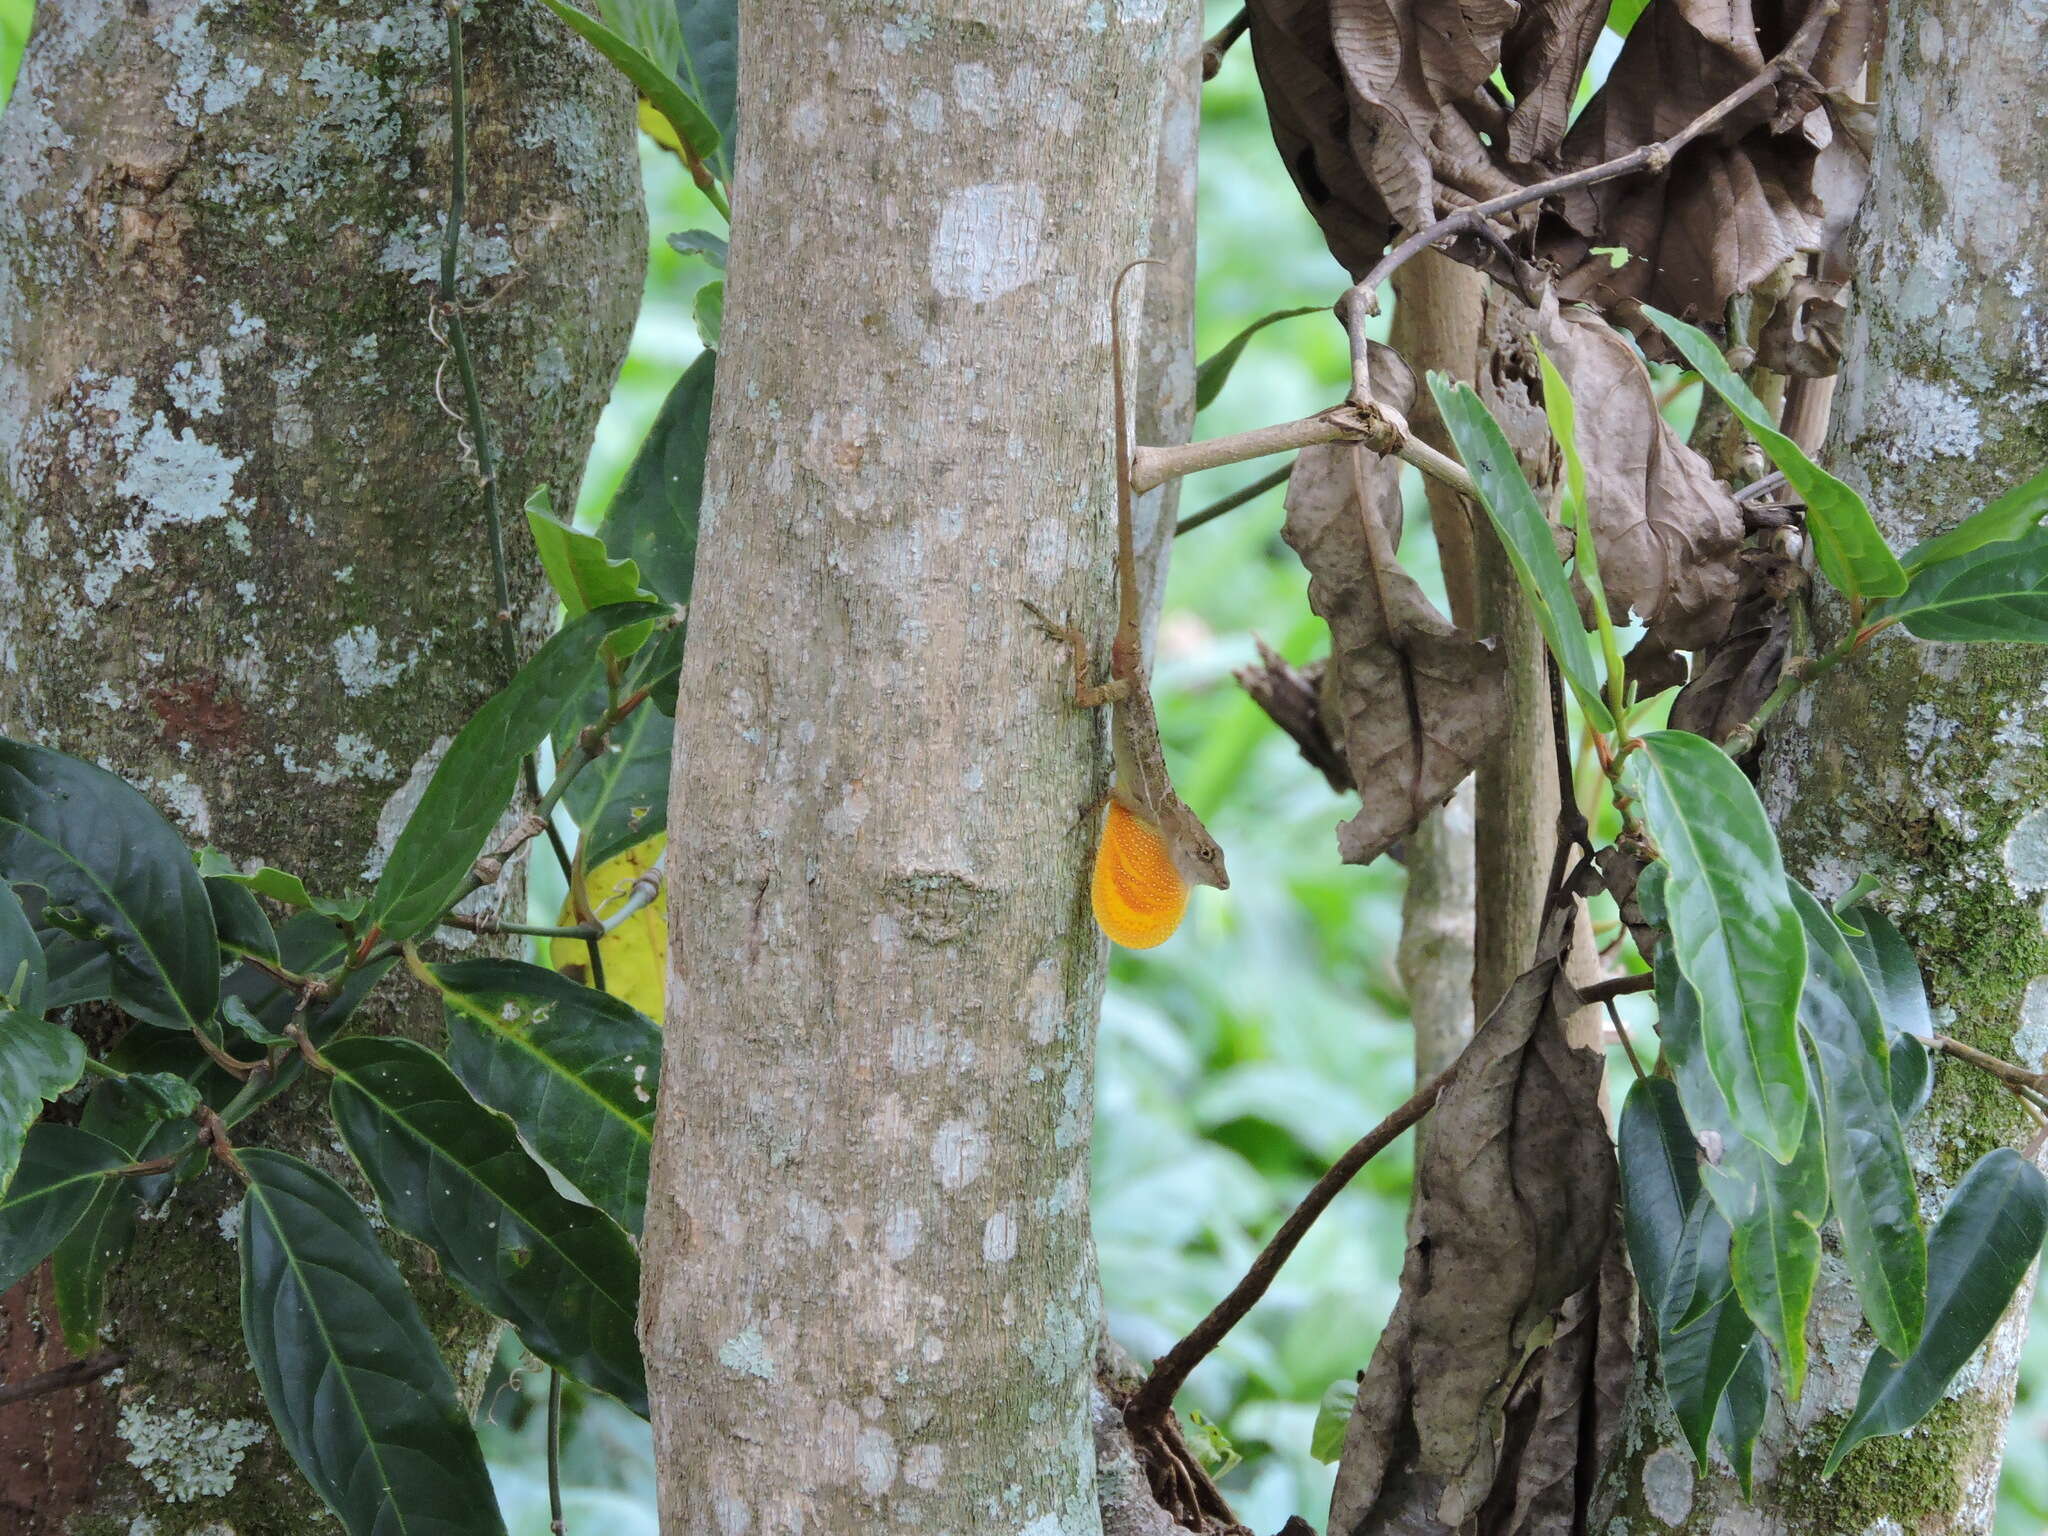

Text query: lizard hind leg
(1019, 598), (1128, 709)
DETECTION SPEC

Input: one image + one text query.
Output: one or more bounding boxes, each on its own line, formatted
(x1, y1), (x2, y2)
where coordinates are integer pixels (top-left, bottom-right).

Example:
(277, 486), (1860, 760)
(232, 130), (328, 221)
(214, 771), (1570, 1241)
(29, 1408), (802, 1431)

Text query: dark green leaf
(693, 279), (723, 349)
(0, 740), (219, 1030)
(1658, 950), (1825, 1398)
(0, 1011), (84, 1196)
(526, 487), (655, 620)
(1195, 307), (1322, 411)
(667, 228), (727, 267)
(220, 995), (293, 1048)
(537, 0), (720, 169)
(0, 882), (45, 1016)
(603, 352), (710, 610)
(1714, 1339), (1770, 1496)
(558, 628), (683, 871)
(52, 1175), (136, 1354)
(1430, 375), (1616, 731)
(1311, 1377), (1356, 1463)
(0, 1124), (125, 1293)
(216, 914), (395, 1125)
(1789, 883), (1925, 1358)
(206, 876), (278, 962)
(1901, 464), (2048, 574)
(1660, 1289), (1757, 1465)
(1619, 1077), (1698, 1324)
(1879, 525), (2048, 642)
(433, 959), (660, 1236)
(1889, 1037), (1933, 1125)
(1668, 1196), (1735, 1332)
(195, 849), (362, 922)
(239, 1148), (506, 1536)
(1633, 732), (1808, 1160)
(326, 1037), (646, 1413)
(1641, 306), (1905, 602)
(675, 0), (738, 182)
(1826, 1148), (2048, 1474)
(362, 603), (662, 944)
(1835, 904), (1933, 1043)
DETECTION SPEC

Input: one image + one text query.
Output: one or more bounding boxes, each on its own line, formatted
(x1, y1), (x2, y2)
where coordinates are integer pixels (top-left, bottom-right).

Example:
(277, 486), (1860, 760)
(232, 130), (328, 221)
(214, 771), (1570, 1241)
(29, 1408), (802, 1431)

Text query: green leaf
(206, 876), (279, 963)
(693, 279), (724, 349)
(1878, 525), (2048, 642)
(1619, 1077), (1698, 1325)
(0, 1124), (125, 1293)
(538, 0), (720, 170)
(1667, 1196), (1735, 1332)
(1660, 1290), (1757, 1465)
(431, 959), (660, 1236)
(1835, 904), (1933, 1043)
(1311, 1376), (1357, 1463)
(1658, 949), (1825, 1398)
(558, 628), (683, 871)
(0, 740), (219, 1031)
(1826, 1148), (2048, 1475)
(1789, 883), (1925, 1358)
(1632, 731), (1808, 1160)
(1536, 345), (1623, 711)
(51, 1176), (136, 1354)
(220, 995), (293, 1048)
(526, 487), (655, 619)
(195, 849), (362, 922)
(675, 0), (739, 182)
(1605, 0), (1652, 38)
(1194, 307), (1322, 411)
(1889, 1037), (1934, 1126)
(1640, 305), (1905, 602)
(0, 882), (45, 1016)
(667, 228), (728, 268)
(0, 1011), (84, 1196)
(1430, 375), (1616, 731)
(239, 1148), (506, 1536)
(361, 603), (663, 944)
(326, 1037), (646, 1413)
(1714, 1339), (1770, 1496)
(602, 352), (710, 610)
(1901, 464), (2048, 574)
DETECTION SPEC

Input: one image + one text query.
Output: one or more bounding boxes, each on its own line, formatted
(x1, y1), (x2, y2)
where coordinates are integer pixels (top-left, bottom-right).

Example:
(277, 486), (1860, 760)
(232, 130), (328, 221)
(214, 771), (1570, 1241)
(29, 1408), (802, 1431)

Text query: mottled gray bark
(0, 2), (642, 1529)
(639, 0), (1198, 1530)
(1598, 2), (2048, 1530)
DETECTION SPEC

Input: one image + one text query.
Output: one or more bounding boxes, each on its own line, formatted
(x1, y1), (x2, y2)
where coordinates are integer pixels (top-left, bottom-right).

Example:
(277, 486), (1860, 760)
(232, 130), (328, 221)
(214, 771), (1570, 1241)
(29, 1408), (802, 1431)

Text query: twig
(547, 1368), (567, 1536)
(1606, 997), (1649, 1081)
(444, 855), (664, 942)
(1124, 1062), (1456, 1425)
(1201, 7), (1249, 80)
(1574, 972), (1655, 1006)
(1932, 1035), (2048, 1095)
(0, 1352), (128, 1410)
(1132, 401), (1476, 501)
(1335, 0), (1840, 406)
(1175, 461), (1292, 537)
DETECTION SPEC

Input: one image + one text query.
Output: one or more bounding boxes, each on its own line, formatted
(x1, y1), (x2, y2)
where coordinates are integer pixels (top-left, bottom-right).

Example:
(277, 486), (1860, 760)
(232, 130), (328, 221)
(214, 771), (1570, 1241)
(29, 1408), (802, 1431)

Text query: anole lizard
(1026, 259), (1228, 949)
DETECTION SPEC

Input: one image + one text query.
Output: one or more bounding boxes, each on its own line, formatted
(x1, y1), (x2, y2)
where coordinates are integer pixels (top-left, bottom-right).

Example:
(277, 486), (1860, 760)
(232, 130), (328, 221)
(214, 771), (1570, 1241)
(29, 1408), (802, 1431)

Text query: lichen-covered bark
(1598, 3), (2048, 1530)
(0, 2), (643, 1529)
(639, 2), (1188, 1531)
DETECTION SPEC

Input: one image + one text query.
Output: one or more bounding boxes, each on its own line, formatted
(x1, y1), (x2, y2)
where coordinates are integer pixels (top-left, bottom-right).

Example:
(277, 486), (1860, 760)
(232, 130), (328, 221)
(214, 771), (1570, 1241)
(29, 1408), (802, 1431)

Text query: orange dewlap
(1091, 799), (1191, 950)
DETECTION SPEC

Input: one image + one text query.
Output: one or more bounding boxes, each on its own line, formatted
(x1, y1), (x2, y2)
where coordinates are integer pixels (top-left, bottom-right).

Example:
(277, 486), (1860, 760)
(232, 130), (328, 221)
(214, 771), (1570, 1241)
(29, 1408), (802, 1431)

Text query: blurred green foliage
(2, 1), (2046, 1528)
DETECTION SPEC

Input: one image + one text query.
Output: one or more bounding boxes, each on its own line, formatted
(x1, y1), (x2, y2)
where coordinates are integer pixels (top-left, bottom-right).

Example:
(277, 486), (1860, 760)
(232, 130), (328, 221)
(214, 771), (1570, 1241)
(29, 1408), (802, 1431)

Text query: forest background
(4, 1), (2045, 1530)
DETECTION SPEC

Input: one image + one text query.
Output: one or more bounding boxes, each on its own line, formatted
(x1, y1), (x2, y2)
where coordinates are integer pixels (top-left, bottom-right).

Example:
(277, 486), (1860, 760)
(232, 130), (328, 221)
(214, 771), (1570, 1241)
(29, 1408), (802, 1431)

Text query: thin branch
(1336, 0), (1840, 405)
(1932, 1035), (2048, 1096)
(1124, 1062), (1456, 1425)
(1133, 402), (1476, 501)
(1201, 7), (1249, 80)
(0, 1352), (128, 1410)
(1573, 972), (1655, 1006)
(1606, 997), (1649, 1081)
(547, 1368), (567, 1536)
(1175, 461), (1292, 537)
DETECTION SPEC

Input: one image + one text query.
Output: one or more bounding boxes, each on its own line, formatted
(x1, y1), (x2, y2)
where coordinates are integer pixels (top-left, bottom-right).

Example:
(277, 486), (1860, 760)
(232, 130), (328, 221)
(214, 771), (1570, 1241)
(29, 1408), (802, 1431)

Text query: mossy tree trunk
(1598, 2), (2048, 1530)
(0, 2), (643, 1529)
(639, 1), (1210, 1530)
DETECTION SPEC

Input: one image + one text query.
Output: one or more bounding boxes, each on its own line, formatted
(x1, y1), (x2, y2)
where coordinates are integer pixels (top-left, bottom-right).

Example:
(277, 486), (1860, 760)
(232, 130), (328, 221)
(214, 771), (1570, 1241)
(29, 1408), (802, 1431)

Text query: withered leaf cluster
(1243, 0), (1873, 329)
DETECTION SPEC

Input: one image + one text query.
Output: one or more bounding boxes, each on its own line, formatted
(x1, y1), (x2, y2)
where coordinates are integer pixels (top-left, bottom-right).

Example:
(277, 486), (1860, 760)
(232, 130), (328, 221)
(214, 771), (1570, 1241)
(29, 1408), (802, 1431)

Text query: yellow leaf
(550, 834), (666, 1021)
(638, 97), (682, 153)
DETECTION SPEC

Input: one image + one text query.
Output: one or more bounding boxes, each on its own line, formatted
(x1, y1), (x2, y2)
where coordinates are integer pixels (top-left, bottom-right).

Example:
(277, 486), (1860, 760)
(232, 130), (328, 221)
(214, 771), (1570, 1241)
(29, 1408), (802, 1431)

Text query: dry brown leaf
(1532, 299), (1745, 649)
(1281, 439), (1507, 866)
(1669, 547), (1803, 748)
(1327, 908), (1622, 1533)
(1755, 274), (1848, 376)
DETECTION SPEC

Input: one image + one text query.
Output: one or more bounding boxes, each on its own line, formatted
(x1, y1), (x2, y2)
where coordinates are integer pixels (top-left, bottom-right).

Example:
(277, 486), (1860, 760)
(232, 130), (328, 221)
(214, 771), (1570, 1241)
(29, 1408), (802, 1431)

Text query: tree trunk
(639, 1), (1197, 1529)
(1598, 2), (2048, 1530)
(0, 3), (642, 1529)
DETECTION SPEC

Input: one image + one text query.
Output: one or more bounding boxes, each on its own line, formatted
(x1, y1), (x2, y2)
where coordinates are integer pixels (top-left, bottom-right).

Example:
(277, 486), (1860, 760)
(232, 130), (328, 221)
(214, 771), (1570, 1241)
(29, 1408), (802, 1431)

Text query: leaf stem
(548, 1369), (567, 1536)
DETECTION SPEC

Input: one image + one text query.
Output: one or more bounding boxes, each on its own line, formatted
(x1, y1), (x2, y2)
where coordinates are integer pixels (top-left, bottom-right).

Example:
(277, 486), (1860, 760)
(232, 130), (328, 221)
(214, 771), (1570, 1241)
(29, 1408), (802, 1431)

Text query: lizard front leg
(1020, 599), (1132, 710)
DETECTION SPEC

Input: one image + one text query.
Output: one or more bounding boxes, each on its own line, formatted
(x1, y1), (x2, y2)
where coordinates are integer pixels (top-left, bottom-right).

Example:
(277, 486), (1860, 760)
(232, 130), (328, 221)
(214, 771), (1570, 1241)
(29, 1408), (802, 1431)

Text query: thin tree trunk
(1598, 2), (2048, 1529)
(639, 3), (1186, 1531)
(0, 4), (642, 1528)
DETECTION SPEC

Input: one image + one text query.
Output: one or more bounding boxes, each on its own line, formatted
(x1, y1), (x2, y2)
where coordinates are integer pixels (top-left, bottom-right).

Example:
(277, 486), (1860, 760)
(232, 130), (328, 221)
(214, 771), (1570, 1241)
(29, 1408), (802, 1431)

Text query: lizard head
(1167, 810), (1230, 891)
